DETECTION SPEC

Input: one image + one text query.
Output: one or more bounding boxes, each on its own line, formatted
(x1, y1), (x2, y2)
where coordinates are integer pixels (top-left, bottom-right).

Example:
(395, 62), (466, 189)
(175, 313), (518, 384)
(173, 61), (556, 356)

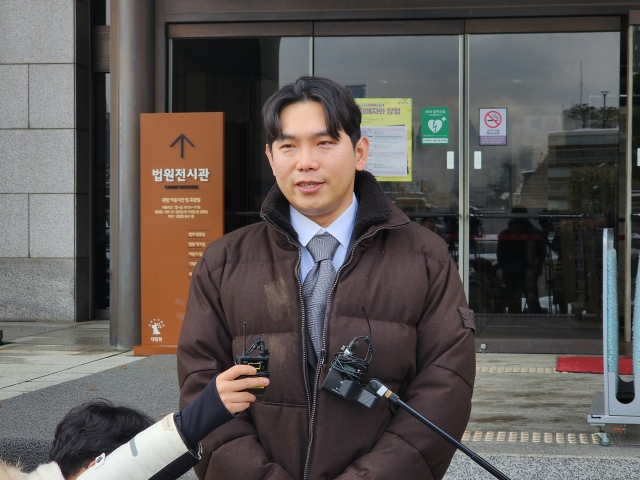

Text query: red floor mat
(556, 356), (633, 374)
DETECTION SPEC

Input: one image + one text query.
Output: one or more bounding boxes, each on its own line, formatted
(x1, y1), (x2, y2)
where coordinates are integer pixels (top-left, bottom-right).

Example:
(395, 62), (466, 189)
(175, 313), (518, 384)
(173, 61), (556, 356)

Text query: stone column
(110, 1), (155, 348)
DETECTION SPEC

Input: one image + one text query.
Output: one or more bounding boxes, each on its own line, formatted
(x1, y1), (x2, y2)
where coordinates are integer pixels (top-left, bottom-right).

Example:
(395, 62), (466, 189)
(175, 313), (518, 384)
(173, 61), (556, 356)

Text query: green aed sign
(421, 107), (449, 144)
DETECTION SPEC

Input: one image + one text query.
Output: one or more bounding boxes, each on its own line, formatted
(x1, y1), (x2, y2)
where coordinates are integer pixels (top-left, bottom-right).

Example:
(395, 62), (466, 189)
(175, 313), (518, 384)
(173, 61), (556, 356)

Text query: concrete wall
(0, 0), (91, 321)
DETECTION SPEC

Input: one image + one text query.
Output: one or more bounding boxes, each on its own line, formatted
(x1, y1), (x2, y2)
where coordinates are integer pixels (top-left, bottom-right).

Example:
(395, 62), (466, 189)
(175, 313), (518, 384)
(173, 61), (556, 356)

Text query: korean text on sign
(152, 168), (210, 182)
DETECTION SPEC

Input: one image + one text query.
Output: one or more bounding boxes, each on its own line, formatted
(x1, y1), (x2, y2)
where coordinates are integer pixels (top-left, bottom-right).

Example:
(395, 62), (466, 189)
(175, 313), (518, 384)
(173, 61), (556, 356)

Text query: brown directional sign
(134, 112), (224, 356)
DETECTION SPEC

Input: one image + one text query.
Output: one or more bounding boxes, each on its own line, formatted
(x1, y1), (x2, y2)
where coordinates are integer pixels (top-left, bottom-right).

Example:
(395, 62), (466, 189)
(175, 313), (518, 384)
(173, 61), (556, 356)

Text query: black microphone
(369, 379), (512, 480)
(320, 306), (379, 409)
(346, 337), (359, 354)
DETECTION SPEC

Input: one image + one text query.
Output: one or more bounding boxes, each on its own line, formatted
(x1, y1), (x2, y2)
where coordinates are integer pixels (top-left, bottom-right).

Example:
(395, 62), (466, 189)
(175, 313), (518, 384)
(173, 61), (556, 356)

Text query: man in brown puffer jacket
(177, 76), (476, 480)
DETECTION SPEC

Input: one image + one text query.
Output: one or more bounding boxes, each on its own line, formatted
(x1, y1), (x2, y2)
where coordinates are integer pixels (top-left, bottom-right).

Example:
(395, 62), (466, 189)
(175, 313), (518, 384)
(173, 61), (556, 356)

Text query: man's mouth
(298, 182), (322, 188)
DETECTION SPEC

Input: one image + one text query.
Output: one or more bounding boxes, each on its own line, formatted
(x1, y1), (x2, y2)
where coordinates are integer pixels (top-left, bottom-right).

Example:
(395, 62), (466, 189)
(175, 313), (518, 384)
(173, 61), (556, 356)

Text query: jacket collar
(260, 171), (409, 244)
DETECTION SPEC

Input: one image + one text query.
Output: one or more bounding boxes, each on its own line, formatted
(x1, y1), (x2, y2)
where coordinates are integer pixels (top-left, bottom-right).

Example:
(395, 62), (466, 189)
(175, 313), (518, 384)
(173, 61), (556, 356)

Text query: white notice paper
(361, 125), (408, 177)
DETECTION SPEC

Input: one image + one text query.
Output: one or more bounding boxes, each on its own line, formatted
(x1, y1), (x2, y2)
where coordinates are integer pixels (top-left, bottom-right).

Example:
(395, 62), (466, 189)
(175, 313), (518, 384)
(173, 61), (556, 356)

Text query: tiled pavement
(2, 322), (640, 478)
(444, 353), (640, 479)
(0, 321), (141, 400)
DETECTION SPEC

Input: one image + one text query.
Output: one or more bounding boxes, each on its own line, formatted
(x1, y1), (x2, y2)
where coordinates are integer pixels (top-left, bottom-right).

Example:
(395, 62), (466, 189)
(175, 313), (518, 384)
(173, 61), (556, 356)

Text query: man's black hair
(49, 400), (154, 479)
(262, 76), (362, 149)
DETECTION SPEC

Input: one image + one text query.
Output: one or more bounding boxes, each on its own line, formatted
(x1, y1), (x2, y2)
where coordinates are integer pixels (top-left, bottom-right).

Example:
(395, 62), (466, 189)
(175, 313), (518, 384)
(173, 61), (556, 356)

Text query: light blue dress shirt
(290, 193), (358, 283)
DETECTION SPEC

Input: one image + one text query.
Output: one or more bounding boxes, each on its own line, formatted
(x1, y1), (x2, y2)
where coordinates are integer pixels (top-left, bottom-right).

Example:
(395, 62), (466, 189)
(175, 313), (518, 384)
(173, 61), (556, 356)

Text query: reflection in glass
(468, 32), (622, 341)
(315, 36), (461, 264)
(93, 73), (110, 310)
(172, 38), (311, 232)
(170, 30), (625, 345)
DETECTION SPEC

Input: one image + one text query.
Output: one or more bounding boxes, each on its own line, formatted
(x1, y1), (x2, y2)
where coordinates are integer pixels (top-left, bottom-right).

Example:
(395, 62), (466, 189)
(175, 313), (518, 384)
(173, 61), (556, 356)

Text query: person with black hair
(0, 364), (267, 480)
(0, 400), (151, 480)
(178, 76), (475, 480)
(50, 400), (154, 479)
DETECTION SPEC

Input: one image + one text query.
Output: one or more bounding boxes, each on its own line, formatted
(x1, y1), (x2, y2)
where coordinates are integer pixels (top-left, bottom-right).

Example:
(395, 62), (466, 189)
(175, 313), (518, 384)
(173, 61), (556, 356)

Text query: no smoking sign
(484, 110), (502, 128)
(479, 108), (507, 145)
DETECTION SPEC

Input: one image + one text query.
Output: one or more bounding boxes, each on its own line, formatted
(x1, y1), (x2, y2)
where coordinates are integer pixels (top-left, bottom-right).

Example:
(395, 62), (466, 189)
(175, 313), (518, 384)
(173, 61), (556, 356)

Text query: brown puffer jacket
(178, 171), (476, 480)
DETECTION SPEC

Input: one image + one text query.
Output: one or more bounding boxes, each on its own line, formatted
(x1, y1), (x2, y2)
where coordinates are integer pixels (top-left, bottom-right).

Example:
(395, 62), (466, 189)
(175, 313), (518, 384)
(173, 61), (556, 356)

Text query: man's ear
(354, 136), (369, 172)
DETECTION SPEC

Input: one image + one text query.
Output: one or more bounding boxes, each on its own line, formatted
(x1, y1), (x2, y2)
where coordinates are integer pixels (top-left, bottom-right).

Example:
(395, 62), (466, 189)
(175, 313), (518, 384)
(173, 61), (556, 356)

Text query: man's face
(266, 101), (368, 227)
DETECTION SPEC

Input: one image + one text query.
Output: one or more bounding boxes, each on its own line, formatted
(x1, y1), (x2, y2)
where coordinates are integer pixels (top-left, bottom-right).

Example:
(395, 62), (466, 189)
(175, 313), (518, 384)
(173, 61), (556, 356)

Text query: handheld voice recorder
(235, 322), (270, 394)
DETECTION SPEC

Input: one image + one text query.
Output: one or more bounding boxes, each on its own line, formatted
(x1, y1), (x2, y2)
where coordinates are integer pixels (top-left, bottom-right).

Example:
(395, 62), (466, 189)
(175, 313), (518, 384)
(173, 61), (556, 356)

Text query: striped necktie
(303, 232), (340, 356)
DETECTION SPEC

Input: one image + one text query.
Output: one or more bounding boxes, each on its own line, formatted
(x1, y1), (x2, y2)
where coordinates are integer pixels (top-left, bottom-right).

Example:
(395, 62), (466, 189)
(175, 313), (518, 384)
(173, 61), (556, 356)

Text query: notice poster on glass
(355, 98), (412, 182)
(421, 106), (450, 144)
(479, 108), (507, 146)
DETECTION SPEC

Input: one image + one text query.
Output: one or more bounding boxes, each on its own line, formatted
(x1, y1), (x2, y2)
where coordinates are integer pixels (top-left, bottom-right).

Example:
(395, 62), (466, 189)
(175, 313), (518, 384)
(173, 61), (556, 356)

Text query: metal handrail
(471, 212), (605, 220)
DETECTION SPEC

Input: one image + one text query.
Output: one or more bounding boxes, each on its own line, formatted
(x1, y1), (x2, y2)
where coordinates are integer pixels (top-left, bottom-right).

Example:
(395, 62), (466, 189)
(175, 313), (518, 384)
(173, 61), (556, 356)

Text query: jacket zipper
(302, 223), (408, 480)
(261, 217), (312, 425)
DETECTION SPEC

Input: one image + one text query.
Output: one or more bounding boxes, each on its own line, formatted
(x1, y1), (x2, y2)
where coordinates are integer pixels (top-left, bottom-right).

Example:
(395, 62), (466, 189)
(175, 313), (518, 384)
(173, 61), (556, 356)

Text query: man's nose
(297, 145), (318, 171)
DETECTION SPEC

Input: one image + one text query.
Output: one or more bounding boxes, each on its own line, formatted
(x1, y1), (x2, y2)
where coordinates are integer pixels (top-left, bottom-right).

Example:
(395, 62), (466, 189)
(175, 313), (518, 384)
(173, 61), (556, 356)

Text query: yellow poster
(355, 98), (412, 182)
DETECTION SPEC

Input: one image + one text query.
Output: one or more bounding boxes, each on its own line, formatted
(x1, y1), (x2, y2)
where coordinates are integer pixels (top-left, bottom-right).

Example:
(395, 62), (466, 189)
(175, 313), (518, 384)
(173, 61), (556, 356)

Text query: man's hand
(216, 365), (270, 414)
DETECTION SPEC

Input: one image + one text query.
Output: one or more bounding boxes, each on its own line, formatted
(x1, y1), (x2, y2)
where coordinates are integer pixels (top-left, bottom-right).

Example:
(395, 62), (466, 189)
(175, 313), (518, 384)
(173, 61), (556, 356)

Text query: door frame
(462, 18), (625, 353)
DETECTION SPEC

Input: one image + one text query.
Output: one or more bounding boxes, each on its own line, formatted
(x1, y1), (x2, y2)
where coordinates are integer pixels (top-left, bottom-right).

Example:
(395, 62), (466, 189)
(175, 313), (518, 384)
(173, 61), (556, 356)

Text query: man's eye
(280, 144), (294, 150)
(318, 140), (333, 146)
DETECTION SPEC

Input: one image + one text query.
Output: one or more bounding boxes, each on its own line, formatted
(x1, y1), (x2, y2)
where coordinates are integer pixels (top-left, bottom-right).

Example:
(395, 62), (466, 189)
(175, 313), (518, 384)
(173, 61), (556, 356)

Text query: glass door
(168, 21), (625, 352)
(467, 32), (623, 344)
(314, 35), (463, 266)
(171, 35), (312, 232)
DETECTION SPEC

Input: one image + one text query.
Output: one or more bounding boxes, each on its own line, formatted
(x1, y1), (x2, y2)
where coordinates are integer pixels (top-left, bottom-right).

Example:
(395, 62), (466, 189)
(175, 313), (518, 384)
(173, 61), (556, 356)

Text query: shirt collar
(290, 193), (358, 249)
